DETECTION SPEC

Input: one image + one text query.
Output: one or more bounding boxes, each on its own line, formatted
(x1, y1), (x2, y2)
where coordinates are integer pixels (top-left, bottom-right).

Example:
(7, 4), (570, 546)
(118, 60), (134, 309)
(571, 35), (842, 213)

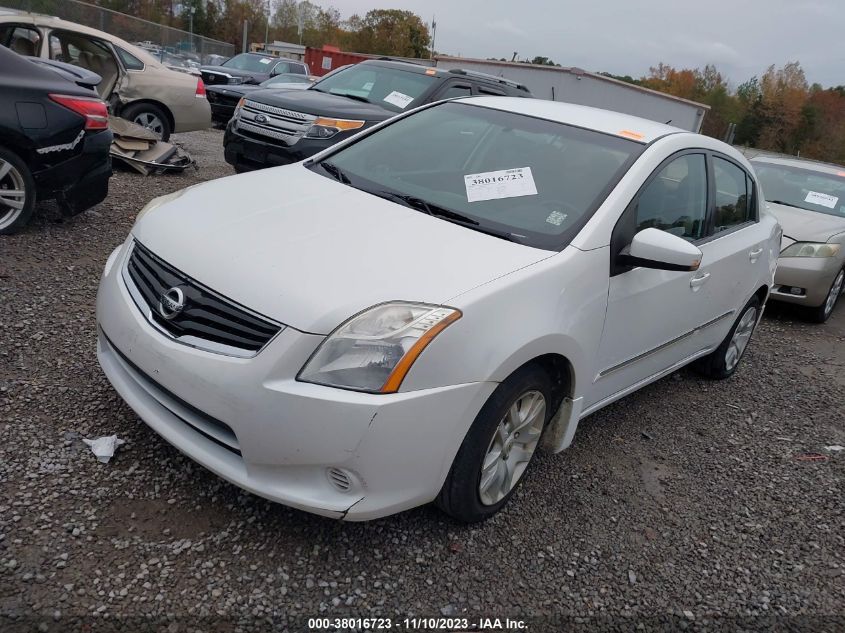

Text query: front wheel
(694, 296), (761, 379)
(806, 268), (844, 324)
(436, 365), (551, 523)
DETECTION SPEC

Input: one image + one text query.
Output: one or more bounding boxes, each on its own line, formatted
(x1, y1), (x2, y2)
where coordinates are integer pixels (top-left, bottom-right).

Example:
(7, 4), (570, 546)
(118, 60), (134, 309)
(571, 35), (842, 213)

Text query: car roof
(456, 96), (685, 144)
(0, 10), (163, 67)
(750, 154), (845, 177)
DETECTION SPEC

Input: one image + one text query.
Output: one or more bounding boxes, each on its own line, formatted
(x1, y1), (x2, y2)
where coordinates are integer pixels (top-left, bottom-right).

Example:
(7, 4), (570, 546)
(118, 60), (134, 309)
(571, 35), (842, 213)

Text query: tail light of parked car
(49, 94), (109, 130)
(195, 78), (207, 99)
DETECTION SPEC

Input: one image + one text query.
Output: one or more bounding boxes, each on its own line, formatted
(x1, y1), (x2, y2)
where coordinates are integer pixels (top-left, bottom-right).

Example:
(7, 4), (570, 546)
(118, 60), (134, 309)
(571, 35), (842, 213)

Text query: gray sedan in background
(752, 156), (845, 322)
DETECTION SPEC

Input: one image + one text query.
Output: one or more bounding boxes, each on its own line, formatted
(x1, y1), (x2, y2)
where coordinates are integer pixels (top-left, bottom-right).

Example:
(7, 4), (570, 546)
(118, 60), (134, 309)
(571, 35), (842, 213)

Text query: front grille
(124, 241), (283, 355)
(201, 71), (230, 86)
(235, 100), (315, 145)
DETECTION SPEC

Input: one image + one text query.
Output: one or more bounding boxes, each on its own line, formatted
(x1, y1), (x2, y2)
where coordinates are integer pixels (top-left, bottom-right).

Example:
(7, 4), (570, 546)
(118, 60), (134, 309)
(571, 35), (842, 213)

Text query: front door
(587, 151), (718, 409)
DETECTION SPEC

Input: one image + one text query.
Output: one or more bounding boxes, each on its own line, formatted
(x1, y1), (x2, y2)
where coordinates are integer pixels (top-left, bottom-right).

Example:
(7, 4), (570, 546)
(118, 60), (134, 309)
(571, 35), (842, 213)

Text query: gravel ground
(1, 129), (844, 632)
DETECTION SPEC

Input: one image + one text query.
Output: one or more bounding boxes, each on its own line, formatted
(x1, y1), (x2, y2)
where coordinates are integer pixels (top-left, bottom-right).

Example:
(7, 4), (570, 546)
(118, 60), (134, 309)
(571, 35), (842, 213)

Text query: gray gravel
(1, 129), (844, 632)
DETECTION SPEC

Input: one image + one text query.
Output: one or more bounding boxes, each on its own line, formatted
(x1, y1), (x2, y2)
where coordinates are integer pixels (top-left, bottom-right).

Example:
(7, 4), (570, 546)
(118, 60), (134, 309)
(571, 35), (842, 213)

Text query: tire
(436, 364), (552, 523)
(0, 146), (36, 235)
(806, 268), (844, 324)
(122, 102), (172, 141)
(693, 295), (761, 379)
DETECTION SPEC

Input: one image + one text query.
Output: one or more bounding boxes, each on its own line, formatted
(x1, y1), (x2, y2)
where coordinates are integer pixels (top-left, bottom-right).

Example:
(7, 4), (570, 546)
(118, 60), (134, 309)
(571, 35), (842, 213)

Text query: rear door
(692, 154), (766, 347)
(47, 29), (121, 98)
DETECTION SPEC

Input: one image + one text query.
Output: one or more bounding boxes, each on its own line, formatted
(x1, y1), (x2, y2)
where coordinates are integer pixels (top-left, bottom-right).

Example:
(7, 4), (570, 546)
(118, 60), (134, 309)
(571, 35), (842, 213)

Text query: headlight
(304, 117), (365, 139)
(298, 302), (461, 393)
(228, 76), (244, 85)
(780, 242), (841, 258)
(233, 97), (246, 117)
(135, 188), (190, 224)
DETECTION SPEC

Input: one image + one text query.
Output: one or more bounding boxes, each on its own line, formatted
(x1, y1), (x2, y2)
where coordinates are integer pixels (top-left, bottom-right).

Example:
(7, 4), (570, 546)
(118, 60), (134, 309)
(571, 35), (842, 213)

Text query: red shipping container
(305, 45), (370, 77)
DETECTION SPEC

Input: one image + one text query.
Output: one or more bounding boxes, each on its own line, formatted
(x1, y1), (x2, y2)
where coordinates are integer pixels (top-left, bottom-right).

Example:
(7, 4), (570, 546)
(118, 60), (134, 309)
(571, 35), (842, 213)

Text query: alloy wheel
(0, 159), (27, 232)
(824, 270), (844, 319)
(725, 306), (758, 372)
(134, 112), (165, 137)
(478, 390), (546, 506)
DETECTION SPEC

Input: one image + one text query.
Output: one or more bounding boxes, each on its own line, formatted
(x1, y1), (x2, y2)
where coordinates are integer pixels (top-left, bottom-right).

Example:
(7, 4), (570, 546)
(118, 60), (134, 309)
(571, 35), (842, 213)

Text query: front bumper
(771, 255), (843, 307)
(96, 243), (495, 520)
(34, 129), (112, 215)
(223, 122), (333, 171)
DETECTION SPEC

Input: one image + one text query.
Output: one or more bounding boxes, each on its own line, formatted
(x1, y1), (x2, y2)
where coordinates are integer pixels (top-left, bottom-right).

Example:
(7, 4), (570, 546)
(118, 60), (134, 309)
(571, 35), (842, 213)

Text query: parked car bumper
(223, 122), (334, 171)
(95, 243), (494, 520)
(34, 128), (112, 215)
(771, 255), (844, 307)
(209, 102), (237, 125)
(170, 99), (211, 133)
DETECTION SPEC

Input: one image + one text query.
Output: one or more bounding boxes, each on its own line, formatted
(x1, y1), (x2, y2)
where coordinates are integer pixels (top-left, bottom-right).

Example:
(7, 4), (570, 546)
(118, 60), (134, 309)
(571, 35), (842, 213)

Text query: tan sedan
(751, 156), (845, 322)
(0, 11), (210, 140)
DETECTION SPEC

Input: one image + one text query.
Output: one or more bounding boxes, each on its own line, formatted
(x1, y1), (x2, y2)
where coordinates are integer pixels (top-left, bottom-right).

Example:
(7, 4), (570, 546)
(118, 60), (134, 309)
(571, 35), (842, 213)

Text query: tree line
(91, 1), (844, 164)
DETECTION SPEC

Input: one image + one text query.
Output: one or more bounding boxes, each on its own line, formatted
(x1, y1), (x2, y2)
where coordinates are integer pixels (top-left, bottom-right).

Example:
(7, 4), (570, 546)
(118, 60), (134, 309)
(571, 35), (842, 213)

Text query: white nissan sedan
(96, 98), (780, 522)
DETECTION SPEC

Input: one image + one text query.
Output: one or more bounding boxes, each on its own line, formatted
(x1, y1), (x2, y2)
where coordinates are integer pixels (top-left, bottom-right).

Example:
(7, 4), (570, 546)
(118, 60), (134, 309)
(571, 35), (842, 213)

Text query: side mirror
(619, 228), (702, 272)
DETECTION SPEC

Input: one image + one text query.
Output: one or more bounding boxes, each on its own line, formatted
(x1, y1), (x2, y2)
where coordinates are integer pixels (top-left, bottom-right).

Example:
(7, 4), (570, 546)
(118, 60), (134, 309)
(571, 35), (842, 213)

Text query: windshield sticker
(259, 57), (272, 64)
(464, 167), (538, 203)
(805, 191), (838, 209)
(383, 91), (414, 109)
(545, 210), (568, 226)
(362, 82), (374, 91)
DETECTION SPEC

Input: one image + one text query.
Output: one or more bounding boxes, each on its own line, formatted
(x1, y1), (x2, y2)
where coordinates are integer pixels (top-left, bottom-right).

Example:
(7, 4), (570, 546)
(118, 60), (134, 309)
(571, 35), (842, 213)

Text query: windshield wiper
(333, 92), (372, 104)
(376, 191), (521, 243)
(319, 161), (351, 184)
(769, 199), (812, 211)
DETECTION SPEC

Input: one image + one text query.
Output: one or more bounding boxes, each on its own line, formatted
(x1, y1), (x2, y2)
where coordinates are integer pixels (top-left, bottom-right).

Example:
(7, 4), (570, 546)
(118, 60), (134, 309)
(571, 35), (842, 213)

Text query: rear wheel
(122, 102), (171, 141)
(436, 365), (551, 523)
(694, 296), (761, 379)
(806, 268), (844, 324)
(0, 147), (35, 235)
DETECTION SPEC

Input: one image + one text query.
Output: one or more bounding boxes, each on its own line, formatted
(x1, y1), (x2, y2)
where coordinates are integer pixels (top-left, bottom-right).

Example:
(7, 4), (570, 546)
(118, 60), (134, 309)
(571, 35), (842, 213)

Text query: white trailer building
(434, 56), (709, 133)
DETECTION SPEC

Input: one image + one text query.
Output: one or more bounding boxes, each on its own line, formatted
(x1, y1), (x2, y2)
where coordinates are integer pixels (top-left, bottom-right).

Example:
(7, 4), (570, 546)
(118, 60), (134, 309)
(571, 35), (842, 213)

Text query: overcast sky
(337, 0), (843, 87)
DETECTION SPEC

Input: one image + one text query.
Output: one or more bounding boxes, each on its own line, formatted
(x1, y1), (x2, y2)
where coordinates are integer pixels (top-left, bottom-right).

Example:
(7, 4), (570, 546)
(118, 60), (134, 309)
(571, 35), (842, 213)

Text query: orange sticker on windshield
(837, 171), (845, 178)
(619, 130), (645, 140)
(425, 68), (437, 75)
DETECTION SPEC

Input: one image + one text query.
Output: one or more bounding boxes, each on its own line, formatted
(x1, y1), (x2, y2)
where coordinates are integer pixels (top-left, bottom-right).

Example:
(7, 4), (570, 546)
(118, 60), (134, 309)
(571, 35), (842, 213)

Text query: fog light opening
(326, 467), (353, 492)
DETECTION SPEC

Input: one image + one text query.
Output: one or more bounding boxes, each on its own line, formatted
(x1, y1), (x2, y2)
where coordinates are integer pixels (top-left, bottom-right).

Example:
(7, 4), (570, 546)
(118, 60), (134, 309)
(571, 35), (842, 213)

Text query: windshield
(222, 54), (274, 72)
(311, 64), (437, 113)
(754, 162), (845, 218)
(261, 73), (311, 87)
(310, 101), (643, 250)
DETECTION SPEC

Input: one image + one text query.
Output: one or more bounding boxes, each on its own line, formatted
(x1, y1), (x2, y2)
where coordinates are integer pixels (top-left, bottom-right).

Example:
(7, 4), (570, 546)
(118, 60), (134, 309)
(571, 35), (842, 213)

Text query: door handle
(690, 272), (711, 290)
(749, 247), (763, 262)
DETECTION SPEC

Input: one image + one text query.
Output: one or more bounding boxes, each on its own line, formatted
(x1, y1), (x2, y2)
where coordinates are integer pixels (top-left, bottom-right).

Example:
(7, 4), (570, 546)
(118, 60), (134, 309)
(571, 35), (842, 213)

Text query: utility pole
(429, 15), (436, 60)
(187, 6), (195, 52)
(264, 0), (270, 51)
(242, 19), (248, 54)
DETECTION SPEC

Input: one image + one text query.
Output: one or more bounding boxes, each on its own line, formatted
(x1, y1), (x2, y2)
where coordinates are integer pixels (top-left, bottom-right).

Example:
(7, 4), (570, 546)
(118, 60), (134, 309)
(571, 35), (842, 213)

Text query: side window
(437, 83), (473, 100)
(273, 60), (291, 74)
(290, 62), (307, 75)
(634, 153), (708, 241)
(1, 25), (41, 56)
(116, 46), (145, 71)
(478, 86), (506, 96)
(712, 157), (753, 232)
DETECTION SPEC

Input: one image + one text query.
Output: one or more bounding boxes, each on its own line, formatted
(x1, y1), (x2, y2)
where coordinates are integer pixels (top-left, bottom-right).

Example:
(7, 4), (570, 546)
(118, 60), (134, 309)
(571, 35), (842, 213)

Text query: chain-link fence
(3, 0), (234, 67)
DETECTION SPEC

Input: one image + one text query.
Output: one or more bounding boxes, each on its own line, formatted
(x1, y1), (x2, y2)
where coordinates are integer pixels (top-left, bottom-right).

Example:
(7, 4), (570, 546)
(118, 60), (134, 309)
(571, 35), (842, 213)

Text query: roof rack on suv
(447, 68), (530, 92)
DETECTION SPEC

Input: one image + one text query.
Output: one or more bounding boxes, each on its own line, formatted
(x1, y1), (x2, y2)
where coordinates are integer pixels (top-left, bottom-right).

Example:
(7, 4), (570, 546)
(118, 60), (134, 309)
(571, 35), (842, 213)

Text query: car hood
(767, 202), (845, 243)
(132, 166), (552, 334)
(244, 88), (393, 120)
(201, 65), (267, 83)
(206, 84), (260, 97)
